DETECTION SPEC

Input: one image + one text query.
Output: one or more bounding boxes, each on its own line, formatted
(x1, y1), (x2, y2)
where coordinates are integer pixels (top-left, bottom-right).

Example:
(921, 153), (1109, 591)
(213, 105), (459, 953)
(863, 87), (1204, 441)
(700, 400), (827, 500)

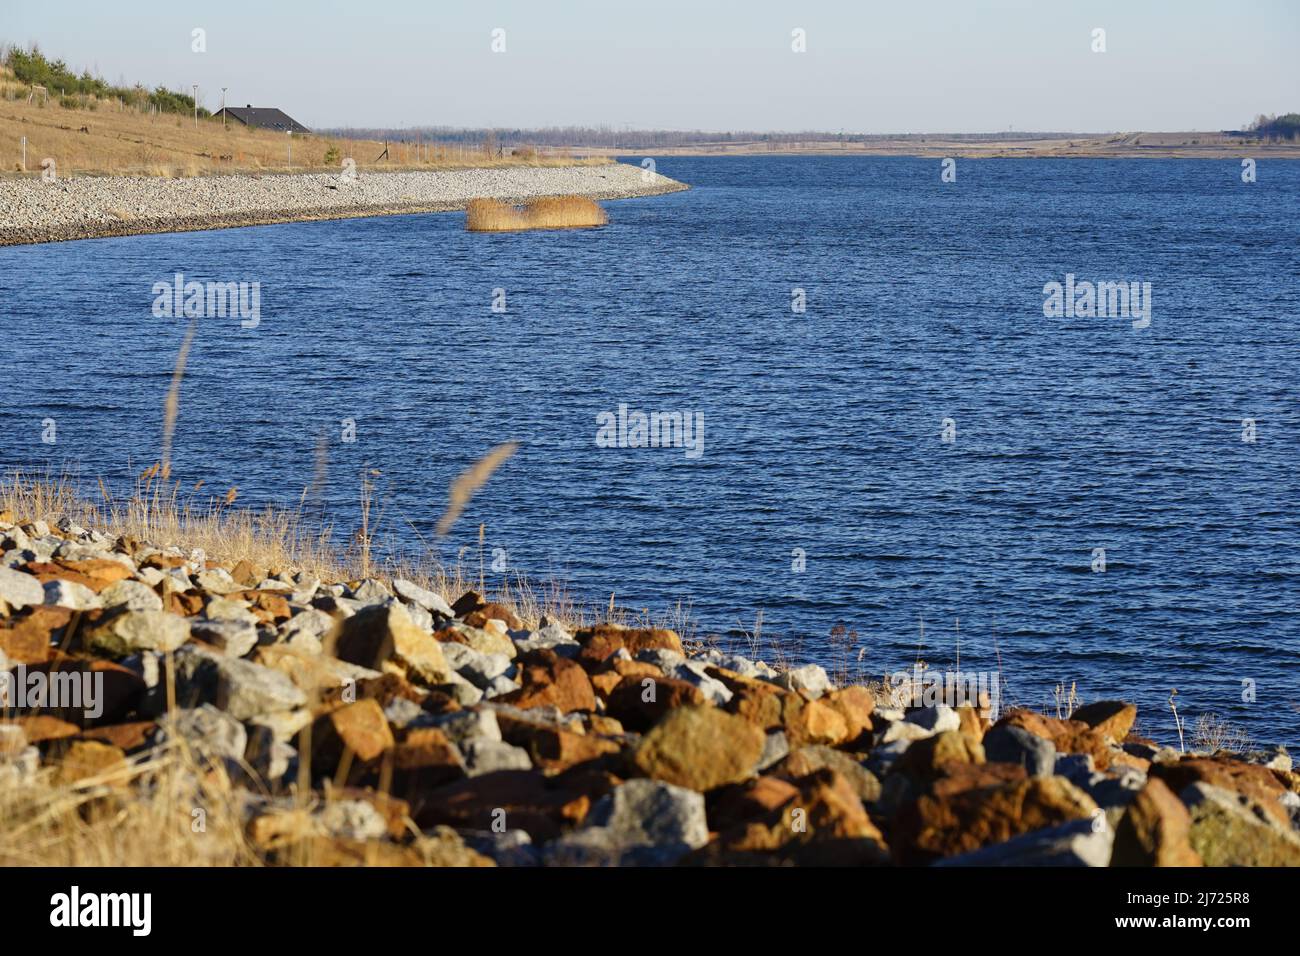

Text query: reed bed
(465, 195), (608, 232)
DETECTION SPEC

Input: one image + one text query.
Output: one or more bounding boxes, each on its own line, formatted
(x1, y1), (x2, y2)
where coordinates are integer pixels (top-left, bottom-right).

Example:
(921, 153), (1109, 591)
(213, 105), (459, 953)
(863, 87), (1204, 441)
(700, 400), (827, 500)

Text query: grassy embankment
(0, 63), (603, 178)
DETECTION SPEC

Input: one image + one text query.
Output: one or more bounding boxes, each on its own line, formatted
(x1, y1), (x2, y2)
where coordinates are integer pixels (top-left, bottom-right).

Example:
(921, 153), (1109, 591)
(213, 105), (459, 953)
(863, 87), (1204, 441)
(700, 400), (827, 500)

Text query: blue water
(2, 157), (1298, 749)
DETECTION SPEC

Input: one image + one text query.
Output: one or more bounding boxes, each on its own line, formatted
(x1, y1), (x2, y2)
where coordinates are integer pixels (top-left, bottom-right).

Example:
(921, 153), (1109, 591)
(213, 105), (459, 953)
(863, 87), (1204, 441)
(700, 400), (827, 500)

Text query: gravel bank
(0, 163), (688, 246)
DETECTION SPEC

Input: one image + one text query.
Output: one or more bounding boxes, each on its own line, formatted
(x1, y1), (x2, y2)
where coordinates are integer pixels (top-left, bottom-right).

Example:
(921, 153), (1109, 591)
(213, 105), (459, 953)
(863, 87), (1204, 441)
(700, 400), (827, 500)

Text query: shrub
(465, 195), (608, 232)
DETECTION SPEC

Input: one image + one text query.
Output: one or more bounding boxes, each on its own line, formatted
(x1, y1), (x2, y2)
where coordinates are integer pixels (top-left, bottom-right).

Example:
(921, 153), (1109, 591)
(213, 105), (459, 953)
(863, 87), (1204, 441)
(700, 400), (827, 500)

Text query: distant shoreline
(0, 163), (688, 247)
(572, 135), (1300, 161)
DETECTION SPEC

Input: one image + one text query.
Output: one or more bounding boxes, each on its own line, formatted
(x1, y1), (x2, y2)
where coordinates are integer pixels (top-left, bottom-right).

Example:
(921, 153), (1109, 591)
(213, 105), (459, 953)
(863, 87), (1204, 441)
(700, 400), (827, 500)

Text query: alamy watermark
(595, 403), (704, 459)
(1043, 273), (1151, 329)
(152, 272), (261, 329)
(888, 664), (1001, 719)
(0, 664), (104, 719)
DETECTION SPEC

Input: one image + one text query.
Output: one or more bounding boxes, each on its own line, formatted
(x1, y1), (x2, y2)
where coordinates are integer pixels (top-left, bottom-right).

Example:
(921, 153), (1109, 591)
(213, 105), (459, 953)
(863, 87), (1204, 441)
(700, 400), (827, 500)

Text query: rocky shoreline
(0, 163), (688, 246)
(1, 512), (1297, 867)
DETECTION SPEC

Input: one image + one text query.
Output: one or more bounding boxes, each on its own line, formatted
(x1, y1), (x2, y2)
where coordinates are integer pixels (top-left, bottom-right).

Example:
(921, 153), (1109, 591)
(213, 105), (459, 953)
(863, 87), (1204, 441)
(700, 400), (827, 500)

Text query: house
(213, 105), (310, 134)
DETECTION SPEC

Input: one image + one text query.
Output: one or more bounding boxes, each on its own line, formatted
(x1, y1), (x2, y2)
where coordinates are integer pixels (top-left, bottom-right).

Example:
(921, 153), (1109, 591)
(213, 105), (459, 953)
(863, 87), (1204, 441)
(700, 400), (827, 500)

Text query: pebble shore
(1, 513), (1297, 867)
(0, 163), (688, 246)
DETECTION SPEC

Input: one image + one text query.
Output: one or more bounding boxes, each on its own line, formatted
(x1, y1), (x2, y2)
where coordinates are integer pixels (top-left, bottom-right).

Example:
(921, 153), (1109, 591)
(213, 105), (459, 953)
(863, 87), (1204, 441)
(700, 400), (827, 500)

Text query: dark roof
(214, 106), (310, 134)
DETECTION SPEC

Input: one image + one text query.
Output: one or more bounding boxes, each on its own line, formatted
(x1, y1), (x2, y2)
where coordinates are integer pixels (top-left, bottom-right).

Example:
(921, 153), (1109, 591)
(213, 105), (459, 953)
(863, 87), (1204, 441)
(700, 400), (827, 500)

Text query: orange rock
(709, 776), (800, 830)
(633, 705), (765, 792)
(24, 558), (132, 593)
(589, 671), (623, 699)
(312, 699), (394, 770)
(1070, 700), (1138, 742)
(1150, 756), (1289, 825)
(894, 730), (986, 782)
(77, 721), (158, 752)
(54, 739), (127, 786)
(391, 727), (466, 792)
(786, 698), (850, 747)
(414, 770), (590, 840)
(823, 685), (876, 743)
(893, 776), (1098, 864)
(498, 648), (596, 713)
(462, 602), (523, 631)
(577, 624), (683, 656)
(605, 674), (706, 732)
(5, 715), (80, 743)
(229, 559), (265, 587)
(703, 769), (889, 865)
(929, 761), (1028, 798)
(1112, 778), (1203, 867)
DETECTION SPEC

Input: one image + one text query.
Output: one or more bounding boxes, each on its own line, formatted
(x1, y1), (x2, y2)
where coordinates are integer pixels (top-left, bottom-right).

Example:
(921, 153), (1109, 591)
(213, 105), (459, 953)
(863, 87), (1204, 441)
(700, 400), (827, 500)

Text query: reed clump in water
(465, 195), (608, 232)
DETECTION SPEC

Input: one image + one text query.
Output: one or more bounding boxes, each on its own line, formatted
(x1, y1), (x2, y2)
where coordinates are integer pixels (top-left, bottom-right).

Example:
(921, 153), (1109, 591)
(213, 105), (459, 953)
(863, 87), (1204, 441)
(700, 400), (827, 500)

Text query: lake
(2, 156), (1297, 749)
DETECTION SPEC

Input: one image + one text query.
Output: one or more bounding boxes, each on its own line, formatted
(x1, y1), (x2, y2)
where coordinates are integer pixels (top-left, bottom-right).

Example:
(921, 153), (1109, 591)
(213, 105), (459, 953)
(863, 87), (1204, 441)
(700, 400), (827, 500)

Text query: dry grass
(465, 195), (608, 232)
(0, 470), (595, 633)
(0, 68), (605, 178)
(0, 738), (258, 866)
(1193, 713), (1252, 755)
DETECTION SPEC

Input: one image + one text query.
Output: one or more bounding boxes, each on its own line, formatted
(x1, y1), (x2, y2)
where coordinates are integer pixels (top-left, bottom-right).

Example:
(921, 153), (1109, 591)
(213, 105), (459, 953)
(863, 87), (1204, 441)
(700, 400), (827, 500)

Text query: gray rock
(482, 674), (520, 698)
(190, 618), (259, 658)
(1055, 753), (1097, 787)
(865, 738), (913, 777)
(392, 578), (454, 618)
(0, 567), (44, 608)
(158, 704), (247, 760)
(463, 739), (533, 776)
(461, 829), (539, 867)
(383, 697), (427, 730)
(279, 608), (336, 652)
(637, 648), (687, 671)
(347, 578), (393, 605)
(98, 579), (164, 612)
(316, 800), (388, 841)
(757, 730), (790, 771)
(85, 609), (191, 655)
(442, 670), (484, 706)
(983, 724), (1056, 777)
(0, 745), (40, 787)
(203, 596), (259, 624)
(193, 567), (242, 594)
(42, 578), (100, 610)
(934, 818), (1113, 867)
(661, 659), (733, 706)
(424, 708), (502, 747)
(903, 704), (960, 733)
(772, 663), (832, 699)
(245, 725), (295, 782)
(169, 646), (307, 719)
(543, 779), (708, 866)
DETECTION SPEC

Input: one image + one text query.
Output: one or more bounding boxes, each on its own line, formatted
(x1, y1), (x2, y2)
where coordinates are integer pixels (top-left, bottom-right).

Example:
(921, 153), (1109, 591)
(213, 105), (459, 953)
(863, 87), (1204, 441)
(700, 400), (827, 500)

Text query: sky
(3, 0), (1297, 133)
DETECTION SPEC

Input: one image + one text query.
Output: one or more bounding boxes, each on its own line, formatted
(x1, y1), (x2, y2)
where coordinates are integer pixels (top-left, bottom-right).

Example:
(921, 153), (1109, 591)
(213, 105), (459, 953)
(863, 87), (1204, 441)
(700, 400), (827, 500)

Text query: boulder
(84, 609), (191, 656)
(1181, 782), (1300, 866)
(1112, 777), (1202, 866)
(934, 818), (1113, 867)
(1069, 700), (1137, 742)
(633, 705), (765, 792)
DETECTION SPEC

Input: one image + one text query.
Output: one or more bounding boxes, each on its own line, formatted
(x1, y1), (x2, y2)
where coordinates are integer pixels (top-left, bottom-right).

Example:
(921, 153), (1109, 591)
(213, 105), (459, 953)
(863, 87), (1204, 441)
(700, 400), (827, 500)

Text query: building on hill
(213, 105), (310, 134)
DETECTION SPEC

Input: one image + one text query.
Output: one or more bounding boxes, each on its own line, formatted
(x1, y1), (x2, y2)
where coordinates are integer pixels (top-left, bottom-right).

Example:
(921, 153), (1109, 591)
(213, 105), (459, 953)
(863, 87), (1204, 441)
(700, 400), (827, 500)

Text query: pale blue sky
(4, 0), (1296, 132)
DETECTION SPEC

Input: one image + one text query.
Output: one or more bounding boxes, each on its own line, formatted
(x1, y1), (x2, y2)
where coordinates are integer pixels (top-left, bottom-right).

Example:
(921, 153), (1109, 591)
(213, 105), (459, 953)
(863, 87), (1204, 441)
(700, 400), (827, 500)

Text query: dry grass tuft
(435, 442), (519, 536)
(0, 738), (258, 866)
(465, 195), (608, 232)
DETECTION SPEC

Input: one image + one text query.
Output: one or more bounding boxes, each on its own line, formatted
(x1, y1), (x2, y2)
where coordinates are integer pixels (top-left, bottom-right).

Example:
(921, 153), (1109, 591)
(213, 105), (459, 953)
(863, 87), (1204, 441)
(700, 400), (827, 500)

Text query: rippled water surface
(3, 157), (1298, 748)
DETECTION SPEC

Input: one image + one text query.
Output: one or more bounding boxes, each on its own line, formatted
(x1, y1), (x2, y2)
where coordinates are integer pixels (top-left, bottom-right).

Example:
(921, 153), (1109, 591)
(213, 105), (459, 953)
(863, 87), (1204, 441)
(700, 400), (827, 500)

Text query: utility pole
(192, 84), (199, 128)
(20, 136), (26, 171)
(221, 87), (227, 129)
